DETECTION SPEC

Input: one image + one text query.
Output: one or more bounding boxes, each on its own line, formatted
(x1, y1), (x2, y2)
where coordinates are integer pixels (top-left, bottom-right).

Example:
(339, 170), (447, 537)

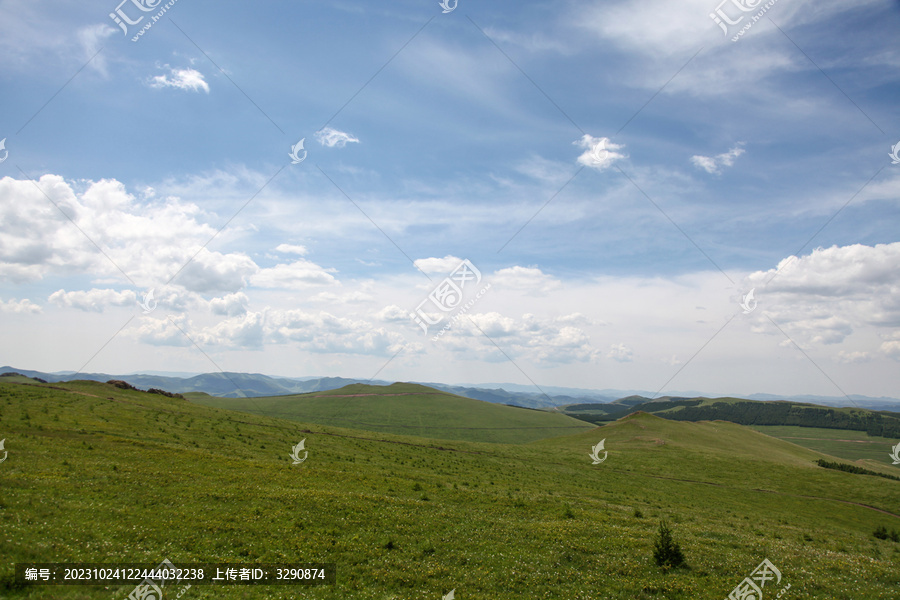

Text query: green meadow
(1, 379), (898, 599)
(748, 425), (898, 466)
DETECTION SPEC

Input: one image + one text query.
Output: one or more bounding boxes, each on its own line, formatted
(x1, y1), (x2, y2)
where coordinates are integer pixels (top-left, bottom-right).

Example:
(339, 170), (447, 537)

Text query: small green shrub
(653, 519), (686, 569)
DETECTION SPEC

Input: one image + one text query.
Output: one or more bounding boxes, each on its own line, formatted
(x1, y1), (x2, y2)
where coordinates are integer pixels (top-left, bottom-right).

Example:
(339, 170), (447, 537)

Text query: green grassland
(188, 382), (595, 444)
(1, 379), (899, 600)
(748, 425), (898, 466)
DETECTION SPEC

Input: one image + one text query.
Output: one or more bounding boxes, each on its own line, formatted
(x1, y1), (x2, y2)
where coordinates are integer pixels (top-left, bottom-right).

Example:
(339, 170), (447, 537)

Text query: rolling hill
(187, 382), (596, 444)
(1, 377), (898, 599)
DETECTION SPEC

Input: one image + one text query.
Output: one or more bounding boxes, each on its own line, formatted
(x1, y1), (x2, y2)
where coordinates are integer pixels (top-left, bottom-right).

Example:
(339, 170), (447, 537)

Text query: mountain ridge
(2, 365), (899, 412)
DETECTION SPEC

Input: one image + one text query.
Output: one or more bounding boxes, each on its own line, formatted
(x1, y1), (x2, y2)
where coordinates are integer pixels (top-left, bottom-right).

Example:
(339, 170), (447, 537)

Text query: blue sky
(1, 0), (899, 399)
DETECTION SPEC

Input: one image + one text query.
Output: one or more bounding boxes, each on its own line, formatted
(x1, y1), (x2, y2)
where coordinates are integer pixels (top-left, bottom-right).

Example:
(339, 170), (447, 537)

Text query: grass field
(1, 379), (899, 599)
(187, 382), (596, 444)
(748, 425), (898, 467)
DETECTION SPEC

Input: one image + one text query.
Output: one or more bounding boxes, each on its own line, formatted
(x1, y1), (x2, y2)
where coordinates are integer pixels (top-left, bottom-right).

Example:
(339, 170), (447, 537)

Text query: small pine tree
(653, 519), (686, 569)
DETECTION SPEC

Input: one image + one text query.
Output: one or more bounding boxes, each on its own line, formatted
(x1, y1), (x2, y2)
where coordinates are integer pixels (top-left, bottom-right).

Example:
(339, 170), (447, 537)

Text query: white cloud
(574, 135), (625, 170)
(573, 0), (723, 57)
(607, 343), (634, 362)
(744, 242), (900, 346)
(275, 243), (308, 256)
(208, 292), (249, 317)
(491, 266), (560, 293)
(0, 175), (252, 288)
(309, 291), (373, 304)
(48, 288), (136, 312)
(438, 312), (601, 365)
(0, 297), (41, 314)
(375, 304), (410, 323)
(77, 24), (117, 76)
(268, 309), (406, 355)
(691, 144), (745, 174)
(514, 155), (573, 185)
(130, 315), (193, 347)
(315, 127), (360, 148)
(834, 350), (871, 364)
(197, 311), (266, 348)
(413, 255), (468, 275)
(177, 249), (258, 294)
(881, 340), (900, 360)
(149, 66), (209, 93)
(252, 259), (338, 290)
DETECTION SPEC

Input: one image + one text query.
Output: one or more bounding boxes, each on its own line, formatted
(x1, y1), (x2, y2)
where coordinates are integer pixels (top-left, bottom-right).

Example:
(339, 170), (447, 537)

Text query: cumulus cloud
(607, 343), (634, 362)
(881, 340), (900, 360)
(0, 175), (255, 289)
(744, 242), (900, 347)
(691, 143), (745, 174)
(0, 297), (42, 314)
(268, 308), (405, 355)
(275, 243), (308, 255)
(252, 259), (338, 290)
(413, 255), (473, 276)
(149, 66), (209, 93)
(177, 249), (258, 294)
(208, 292), (249, 317)
(315, 127), (360, 148)
(375, 304), (411, 323)
(48, 288), (136, 312)
(197, 311), (265, 348)
(437, 312), (601, 365)
(574, 135), (626, 170)
(130, 315), (193, 347)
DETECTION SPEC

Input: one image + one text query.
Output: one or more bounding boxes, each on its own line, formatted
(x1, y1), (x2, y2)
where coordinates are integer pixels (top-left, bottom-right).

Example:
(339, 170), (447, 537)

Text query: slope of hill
(1, 378), (897, 599)
(187, 382), (596, 444)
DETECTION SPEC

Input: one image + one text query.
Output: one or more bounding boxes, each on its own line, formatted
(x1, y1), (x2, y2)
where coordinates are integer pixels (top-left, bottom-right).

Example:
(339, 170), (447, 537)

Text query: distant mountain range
(2, 366), (899, 413)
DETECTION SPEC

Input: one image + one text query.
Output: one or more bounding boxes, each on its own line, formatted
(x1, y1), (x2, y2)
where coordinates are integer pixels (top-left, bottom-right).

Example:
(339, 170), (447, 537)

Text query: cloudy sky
(1, 0), (899, 399)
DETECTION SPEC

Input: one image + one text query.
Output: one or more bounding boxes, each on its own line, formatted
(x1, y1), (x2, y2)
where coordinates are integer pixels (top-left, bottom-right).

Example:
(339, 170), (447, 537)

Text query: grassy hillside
(188, 382), (596, 444)
(1, 379), (898, 599)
